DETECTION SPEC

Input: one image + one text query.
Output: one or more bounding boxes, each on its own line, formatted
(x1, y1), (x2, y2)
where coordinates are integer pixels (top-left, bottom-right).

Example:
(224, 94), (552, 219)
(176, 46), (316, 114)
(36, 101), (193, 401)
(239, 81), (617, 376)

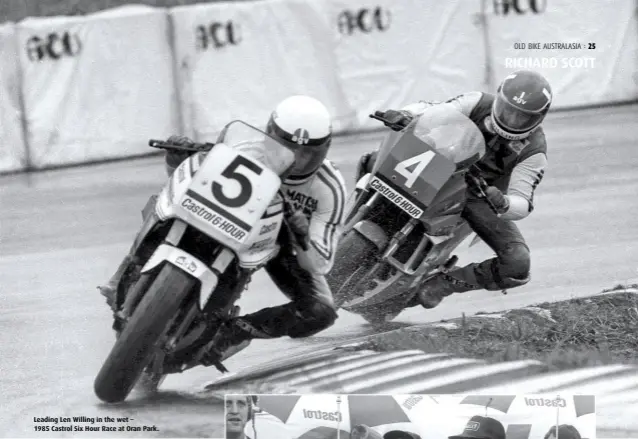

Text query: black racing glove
(485, 186), (510, 214)
(381, 109), (414, 130)
(164, 134), (196, 170)
(355, 150), (378, 183)
(465, 172), (509, 214)
(167, 134), (195, 146)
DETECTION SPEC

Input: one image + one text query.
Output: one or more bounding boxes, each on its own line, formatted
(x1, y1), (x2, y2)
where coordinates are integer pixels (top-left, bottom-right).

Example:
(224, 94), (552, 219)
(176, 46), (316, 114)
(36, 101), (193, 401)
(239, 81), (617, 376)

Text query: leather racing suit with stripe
(360, 91), (548, 308)
(167, 152), (347, 363)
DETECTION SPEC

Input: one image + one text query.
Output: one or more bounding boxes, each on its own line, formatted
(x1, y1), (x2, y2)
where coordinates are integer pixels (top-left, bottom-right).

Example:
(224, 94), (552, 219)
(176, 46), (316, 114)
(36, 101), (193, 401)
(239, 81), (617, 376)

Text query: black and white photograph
(1, 0), (637, 437)
(224, 394), (596, 439)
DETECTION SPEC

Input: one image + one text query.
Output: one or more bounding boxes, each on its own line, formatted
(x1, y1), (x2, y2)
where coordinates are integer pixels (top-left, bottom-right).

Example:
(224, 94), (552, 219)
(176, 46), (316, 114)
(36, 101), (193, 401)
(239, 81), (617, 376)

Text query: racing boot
(416, 263), (483, 309)
(97, 254), (134, 309)
(199, 317), (273, 366)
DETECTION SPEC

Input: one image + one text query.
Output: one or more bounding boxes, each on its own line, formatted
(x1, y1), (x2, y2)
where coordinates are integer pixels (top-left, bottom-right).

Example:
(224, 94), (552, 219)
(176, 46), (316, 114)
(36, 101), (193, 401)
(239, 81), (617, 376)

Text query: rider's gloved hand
(356, 150), (377, 183)
(285, 208), (310, 251)
(382, 109), (413, 130)
(166, 134), (195, 147)
(485, 186), (510, 214)
(165, 135), (196, 173)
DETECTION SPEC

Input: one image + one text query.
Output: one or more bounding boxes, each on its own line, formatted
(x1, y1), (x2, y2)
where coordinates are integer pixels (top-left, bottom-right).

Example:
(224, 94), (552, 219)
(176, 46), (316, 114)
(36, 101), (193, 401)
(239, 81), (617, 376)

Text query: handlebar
(148, 139), (215, 153)
(368, 111), (406, 131)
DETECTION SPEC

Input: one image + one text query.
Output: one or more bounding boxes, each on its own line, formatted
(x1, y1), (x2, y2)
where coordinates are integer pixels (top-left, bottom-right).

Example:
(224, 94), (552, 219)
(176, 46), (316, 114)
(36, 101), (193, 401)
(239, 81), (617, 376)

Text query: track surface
(1, 105), (637, 437)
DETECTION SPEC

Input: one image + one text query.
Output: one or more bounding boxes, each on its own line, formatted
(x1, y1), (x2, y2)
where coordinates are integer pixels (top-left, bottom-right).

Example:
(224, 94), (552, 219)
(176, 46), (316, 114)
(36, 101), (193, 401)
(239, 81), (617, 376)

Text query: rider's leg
(201, 248), (338, 364)
(415, 194), (531, 308)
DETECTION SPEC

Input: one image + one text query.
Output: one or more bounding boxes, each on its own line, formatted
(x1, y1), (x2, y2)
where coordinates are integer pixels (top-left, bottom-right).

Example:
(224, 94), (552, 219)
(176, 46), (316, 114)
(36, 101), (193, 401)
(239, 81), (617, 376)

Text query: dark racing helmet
(266, 95), (332, 182)
(491, 70), (553, 140)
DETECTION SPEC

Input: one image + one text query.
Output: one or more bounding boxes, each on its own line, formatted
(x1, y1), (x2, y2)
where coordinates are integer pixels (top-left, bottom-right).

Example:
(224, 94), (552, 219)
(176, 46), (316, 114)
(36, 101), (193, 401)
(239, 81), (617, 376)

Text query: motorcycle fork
(119, 220), (189, 319)
(361, 217), (423, 281)
(165, 247), (239, 354)
(343, 191), (381, 233)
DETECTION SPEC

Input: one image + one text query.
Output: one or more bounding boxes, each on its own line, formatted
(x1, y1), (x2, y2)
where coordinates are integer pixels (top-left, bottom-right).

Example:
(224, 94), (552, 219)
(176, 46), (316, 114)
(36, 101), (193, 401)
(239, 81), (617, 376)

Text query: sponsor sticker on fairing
(180, 197), (248, 243)
(369, 176), (424, 218)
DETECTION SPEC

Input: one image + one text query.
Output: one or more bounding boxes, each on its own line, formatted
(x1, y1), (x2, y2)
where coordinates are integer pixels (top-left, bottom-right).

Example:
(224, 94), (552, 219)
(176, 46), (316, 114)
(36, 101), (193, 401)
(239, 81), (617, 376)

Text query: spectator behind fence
(448, 415), (506, 439)
(543, 424), (582, 439)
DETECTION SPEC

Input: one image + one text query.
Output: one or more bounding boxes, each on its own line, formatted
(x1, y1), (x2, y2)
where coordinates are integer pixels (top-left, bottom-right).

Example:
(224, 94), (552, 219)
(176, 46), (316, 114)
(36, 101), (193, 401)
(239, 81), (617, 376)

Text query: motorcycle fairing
(141, 243), (220, 310)
(372, 131), (457, 216)
(172, 142), (283, 253)
(154, 143), (288, 264)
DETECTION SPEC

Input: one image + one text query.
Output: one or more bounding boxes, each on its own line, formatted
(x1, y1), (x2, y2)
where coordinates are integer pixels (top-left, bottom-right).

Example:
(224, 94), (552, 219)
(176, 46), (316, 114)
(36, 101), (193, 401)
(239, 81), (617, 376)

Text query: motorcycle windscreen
(217, 120), (296, 176)
(372, 104), (486, 218)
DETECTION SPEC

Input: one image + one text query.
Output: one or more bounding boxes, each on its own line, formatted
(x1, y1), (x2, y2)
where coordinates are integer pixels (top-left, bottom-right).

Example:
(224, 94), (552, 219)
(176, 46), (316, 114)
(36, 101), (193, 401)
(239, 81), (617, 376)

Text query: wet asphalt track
(1, 105), (637, 437)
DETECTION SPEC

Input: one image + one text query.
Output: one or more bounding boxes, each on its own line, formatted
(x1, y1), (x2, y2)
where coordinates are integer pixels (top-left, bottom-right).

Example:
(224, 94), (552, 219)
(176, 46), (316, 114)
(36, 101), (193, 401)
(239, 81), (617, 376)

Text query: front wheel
(326, 229), (379, 308)
(353, 298), (409, 325)
(94, 264), (196, 403)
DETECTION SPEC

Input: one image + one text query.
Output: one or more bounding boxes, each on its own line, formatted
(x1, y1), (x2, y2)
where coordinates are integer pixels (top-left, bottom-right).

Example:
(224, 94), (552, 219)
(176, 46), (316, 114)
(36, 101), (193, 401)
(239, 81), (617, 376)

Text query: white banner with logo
(169, 0), (354, 141)
(0, 22), (28, 173)
(484, 0), (638, 108)
(324, 0), (485, 130)
(16, 5), (179, 169)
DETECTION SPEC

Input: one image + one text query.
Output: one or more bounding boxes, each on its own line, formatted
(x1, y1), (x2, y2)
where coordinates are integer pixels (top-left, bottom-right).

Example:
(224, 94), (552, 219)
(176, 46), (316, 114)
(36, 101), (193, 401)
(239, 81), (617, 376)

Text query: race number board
(372, 133), (456, 218)
(177, 143), (281, 244)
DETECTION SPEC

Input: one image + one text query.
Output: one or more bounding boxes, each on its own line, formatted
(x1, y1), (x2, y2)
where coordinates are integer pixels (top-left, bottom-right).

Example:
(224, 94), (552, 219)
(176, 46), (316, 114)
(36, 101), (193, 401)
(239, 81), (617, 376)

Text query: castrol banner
(324, 0), (486, 130)
(484, 0), (638, 108)
(169, 0), (354, 141)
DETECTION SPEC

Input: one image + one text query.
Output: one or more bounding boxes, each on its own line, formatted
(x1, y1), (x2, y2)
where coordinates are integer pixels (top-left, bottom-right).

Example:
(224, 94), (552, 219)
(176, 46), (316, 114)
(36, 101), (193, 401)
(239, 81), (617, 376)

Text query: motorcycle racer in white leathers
(99, 95), (347, 364)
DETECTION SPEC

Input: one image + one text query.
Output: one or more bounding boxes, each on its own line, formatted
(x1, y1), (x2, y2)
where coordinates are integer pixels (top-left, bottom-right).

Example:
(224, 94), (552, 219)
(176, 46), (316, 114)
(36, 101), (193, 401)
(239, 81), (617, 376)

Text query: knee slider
(288, 300), (337, 339)
(500, 242), (531, 279)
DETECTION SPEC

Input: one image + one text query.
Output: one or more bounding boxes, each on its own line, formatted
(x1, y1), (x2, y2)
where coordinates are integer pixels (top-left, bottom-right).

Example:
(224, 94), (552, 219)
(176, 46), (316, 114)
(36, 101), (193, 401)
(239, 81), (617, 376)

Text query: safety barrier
(1, 0), (637, 173)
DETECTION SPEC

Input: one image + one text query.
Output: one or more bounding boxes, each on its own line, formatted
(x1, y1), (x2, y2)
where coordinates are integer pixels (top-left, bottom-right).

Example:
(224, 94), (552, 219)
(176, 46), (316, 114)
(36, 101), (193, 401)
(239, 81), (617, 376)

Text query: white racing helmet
(266, 95), (332, 181)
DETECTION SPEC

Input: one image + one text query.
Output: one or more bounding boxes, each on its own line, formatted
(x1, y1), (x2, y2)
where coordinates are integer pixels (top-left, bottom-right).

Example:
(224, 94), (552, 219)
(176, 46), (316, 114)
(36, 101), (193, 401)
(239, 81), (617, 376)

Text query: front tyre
(327, 229), (379, 308)
(94, 264), (196, 403)
(355, 300), (406, 325)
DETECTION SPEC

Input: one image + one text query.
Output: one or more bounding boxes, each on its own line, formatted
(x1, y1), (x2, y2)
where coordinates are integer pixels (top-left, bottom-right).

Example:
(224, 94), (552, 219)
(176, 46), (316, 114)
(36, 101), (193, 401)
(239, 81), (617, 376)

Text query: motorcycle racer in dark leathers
(356, 70), (552, 308)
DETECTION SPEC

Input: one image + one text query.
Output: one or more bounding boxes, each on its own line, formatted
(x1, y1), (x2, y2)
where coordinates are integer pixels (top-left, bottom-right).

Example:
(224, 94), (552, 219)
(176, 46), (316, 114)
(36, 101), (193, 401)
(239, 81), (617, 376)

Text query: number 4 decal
(394, 151), (436, 188)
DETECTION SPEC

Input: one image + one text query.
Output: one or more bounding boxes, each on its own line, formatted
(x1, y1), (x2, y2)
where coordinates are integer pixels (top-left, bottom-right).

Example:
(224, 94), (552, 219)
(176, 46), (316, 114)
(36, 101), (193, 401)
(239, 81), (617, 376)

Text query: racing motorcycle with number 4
(326, 105), (490, 324)
(93, 121), (297, 403)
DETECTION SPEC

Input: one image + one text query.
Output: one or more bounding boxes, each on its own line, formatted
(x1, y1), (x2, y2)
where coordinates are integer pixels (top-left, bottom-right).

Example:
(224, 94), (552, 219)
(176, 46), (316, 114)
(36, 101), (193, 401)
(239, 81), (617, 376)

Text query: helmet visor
(493, 95), (544, 133)
(267, 120), (331, 177)
(286, 139), (330, 176)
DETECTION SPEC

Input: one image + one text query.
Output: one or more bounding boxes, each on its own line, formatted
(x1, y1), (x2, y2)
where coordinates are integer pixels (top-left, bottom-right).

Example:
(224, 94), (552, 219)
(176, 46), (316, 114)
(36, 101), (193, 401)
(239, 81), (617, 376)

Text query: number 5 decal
(212, 155), (263, 208)
(394, 151), (436, 188)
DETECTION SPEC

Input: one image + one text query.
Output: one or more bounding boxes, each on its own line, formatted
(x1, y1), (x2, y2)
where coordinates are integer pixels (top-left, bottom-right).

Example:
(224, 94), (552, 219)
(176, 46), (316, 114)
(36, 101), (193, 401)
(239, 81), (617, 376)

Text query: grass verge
(356, 286), (638, 371)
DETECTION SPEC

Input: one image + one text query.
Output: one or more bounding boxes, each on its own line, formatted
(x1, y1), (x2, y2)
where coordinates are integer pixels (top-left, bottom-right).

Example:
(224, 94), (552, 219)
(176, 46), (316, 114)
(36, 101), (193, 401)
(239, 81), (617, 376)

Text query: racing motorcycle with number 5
(93, 121), (297, 403)
(326, 104), (490, 324)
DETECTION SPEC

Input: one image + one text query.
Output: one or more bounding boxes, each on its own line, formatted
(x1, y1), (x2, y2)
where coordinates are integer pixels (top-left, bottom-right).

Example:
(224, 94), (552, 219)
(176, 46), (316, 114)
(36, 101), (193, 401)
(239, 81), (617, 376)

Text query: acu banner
(325, 0), (485, 130)
(16, 6), (180, 169)
(170, 0), (353, 141)
(0, 22), (27, 173)
(485, 0), (638, 108)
